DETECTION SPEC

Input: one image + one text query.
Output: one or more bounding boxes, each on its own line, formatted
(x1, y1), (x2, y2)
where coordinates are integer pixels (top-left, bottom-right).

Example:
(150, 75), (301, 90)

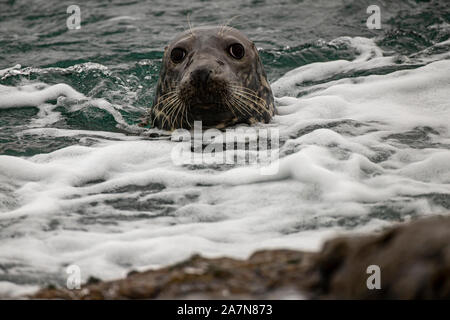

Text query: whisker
(151, 90), (180, 127)
(229, 85), (268, 102)
(154, 96), (179, 119)
(219, 15), (241, 36)
(184, 104), (191, 128)
(224, 97), (238, 119)
(152, 96), (180, 129)
(164, 99), (183, 130)
(187, 13), (195, 38)
(153, 105), (172, 129)
(230, 86), (268, 115)
(233, 92), (268, 115)
(230, 95), (254, 117)
(230, 88), (270, 113)
(160, 104), (174, 130)
(171, 100), (185, 129)
(154, 90), (178, 104)
(178, 103), (186, 128)
(229, 85), (267, 100)
(152, 92), (178, 111)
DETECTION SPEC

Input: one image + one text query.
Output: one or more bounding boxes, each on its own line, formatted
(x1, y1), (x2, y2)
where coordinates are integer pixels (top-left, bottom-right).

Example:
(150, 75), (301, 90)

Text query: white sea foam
(0, 83), (85, 109)
(0, 37), (449, 297)
(0, 282), (39, 298)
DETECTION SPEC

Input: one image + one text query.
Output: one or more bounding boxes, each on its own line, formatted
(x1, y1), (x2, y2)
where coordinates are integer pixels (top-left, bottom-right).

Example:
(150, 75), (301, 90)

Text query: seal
(145, 25), (275, 131)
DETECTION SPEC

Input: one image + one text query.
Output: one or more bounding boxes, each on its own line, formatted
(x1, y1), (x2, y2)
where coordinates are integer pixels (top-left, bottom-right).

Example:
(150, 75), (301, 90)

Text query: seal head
(148, 26), (275, 130)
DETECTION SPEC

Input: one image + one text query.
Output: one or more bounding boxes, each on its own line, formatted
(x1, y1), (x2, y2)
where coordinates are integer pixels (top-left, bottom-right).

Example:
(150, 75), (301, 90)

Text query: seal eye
(170, 47), (186, 63)
(228, 43), (245, 60)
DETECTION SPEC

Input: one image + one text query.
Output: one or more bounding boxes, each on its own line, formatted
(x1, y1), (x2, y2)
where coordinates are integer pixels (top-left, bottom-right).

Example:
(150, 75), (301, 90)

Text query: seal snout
(179, 60), (230, 107)
(191, 67), (212, 88)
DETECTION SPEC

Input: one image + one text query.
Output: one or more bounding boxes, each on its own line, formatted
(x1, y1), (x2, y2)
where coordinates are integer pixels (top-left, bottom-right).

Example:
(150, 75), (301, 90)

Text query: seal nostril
(191, 68), (211, 85)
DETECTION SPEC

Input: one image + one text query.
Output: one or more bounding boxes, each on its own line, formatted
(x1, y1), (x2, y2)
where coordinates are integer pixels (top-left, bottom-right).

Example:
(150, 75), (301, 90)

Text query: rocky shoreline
(32, 215), (450, 299)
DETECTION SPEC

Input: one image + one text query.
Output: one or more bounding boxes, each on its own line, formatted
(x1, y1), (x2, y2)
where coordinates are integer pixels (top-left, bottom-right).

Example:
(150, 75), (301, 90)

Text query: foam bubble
(0, 83), (85, 109)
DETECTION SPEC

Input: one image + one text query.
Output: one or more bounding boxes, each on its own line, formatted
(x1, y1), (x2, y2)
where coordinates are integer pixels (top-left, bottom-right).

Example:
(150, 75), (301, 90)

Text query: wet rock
(32, 215), (450, 299)
(32, 250), (314, 299)
(307, 215), (450, 299)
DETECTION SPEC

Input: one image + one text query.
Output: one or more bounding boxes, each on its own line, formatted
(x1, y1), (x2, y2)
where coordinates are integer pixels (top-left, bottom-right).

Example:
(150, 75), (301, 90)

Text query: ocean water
(0, 0), (449, 297)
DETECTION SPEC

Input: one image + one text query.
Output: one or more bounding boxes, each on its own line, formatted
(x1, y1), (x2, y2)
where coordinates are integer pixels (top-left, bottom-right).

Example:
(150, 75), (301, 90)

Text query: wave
(0, 36), (449, 297)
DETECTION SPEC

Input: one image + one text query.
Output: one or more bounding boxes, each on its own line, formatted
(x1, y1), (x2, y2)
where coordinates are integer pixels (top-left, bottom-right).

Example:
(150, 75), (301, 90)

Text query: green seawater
(1, 0), (449, 155)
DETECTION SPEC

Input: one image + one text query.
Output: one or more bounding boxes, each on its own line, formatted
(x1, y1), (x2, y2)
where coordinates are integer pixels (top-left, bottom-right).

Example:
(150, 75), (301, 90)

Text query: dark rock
(31, 215), (450, 299)
(307, 215), (450, 299)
